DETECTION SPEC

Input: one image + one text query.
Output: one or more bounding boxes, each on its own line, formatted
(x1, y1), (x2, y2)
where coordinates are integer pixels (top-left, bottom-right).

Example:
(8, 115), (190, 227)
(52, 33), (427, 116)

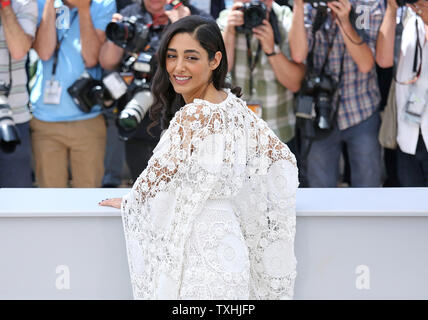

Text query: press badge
(247, 100), (262, 118)
(43, 79), (62, 105)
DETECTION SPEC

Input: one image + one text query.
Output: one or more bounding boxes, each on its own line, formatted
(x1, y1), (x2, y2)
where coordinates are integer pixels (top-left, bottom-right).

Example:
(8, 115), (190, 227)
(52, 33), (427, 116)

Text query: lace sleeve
(236, 124), (299, 300)
(120, 103), (229, 299)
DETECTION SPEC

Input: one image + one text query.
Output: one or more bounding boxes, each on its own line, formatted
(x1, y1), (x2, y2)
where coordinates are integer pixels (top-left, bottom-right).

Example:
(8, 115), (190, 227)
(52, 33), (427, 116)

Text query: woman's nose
(175, 57), (186, 73)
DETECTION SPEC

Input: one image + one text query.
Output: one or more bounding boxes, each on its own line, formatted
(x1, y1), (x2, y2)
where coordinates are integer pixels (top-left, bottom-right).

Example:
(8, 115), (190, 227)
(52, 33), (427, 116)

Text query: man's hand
(165, 4), (191, 23)
(111, 13), (123, 23)
(408, 1), (428, 25)
(328, 0), (352, 28)
(252, 19), (275, 55)
(225, 2), (245, 32)
(99, 197), (122, 209)
(0, 0), (12, 10)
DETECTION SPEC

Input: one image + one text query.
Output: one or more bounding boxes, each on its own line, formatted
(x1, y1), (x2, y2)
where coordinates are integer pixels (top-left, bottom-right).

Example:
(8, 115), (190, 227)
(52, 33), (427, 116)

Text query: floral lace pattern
(121, 89), (299, 299)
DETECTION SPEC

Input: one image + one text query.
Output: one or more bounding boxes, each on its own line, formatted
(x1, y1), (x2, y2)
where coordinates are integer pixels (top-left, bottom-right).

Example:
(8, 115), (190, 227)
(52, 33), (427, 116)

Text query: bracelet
(1, 0), (11, 7)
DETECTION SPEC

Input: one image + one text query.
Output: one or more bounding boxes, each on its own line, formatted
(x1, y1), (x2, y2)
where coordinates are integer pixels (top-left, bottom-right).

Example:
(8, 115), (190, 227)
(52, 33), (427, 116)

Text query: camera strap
(52, 11), (78, 77)
(245, 33), (262, 98)
(3, 52), (12, 97)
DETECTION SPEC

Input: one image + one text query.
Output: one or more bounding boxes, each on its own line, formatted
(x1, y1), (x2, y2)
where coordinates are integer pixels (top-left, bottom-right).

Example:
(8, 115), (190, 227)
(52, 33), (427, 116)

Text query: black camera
(296, 73), (338, 132)
(396, 0), (418, 6)
(103, 17), (164, 139)
(303, 0), (335, 5)
(67, 71), (114, 113)
(237, 0), (267, 33)
(106, 15), (150, 53)
(0, 82), (20, 153)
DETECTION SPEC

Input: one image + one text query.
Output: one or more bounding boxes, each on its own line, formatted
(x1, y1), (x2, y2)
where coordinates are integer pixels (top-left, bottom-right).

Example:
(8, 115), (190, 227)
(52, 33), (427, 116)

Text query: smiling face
(166, 32), (222, 103)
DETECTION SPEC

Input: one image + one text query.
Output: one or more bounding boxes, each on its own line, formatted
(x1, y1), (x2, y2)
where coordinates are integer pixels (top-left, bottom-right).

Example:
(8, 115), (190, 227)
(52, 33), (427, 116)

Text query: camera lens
(246, 6), (265, 28)
(118, 113), (139, 131)
(316, 93), (332, 130)
(106, 22), (132, 43)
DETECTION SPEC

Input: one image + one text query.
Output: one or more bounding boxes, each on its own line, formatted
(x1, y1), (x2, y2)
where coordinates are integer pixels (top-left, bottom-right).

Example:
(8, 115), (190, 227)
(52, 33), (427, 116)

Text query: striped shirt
(0, 0), (38, 124)
(217, 2), (295, 143)
(304, 0), (384, 130)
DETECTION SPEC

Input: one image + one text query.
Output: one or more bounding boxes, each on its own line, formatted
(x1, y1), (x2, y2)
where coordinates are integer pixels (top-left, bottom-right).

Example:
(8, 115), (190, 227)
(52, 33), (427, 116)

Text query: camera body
(105, 16), (165, 139)
(67, 71), (114, 113)
(105, 15), (150, 53)
(0, 81), (21, 153)
(237, 0), (267, 34)
(296, 72), (338, 132)
(396, 0), (418, 6)
(303, 0), (335, 5)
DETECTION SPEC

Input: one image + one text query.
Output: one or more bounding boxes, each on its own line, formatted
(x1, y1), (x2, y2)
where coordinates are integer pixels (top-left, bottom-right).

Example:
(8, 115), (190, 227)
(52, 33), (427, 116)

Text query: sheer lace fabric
(121, 89), (299, 299)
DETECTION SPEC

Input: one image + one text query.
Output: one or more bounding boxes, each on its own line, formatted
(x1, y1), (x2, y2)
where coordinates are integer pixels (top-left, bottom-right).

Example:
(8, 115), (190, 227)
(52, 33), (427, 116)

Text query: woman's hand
(99, 197), (122, 209)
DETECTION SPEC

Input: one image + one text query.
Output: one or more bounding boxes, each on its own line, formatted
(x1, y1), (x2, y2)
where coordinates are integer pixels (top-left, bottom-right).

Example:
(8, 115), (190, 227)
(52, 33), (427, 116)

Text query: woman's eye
(167, 54), (176, 59)
(186, 56), (199, 61)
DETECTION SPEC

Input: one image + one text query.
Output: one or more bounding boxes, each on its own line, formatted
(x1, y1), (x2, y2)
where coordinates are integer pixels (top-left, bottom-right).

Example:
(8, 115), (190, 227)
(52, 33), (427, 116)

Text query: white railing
(0, 188), (427, 299)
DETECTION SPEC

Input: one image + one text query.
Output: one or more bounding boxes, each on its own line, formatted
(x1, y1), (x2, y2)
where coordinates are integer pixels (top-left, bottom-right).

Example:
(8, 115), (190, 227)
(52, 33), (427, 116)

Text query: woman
(376, 0), (428, 186)
(100, 16), (299, 299)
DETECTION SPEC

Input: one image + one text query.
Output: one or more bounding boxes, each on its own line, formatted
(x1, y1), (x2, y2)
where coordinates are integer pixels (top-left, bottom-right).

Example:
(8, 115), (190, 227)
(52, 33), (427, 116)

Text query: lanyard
(52, 11), (78, 77)
(395, 17), (423, 85)
(245, 33), (262, 98)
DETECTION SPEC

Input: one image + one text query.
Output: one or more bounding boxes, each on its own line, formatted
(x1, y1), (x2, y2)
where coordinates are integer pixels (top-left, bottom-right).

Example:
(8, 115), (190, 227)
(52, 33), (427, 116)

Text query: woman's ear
(209, 51), (222, 71)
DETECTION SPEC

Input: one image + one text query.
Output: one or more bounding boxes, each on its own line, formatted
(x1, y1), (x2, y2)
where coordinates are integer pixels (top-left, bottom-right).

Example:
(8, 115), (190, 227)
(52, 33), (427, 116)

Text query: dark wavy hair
(148, 15), (241, 133)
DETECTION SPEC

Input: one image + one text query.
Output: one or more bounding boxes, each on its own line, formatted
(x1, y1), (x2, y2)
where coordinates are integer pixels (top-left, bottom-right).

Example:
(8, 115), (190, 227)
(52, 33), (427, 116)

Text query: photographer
(30, 0), (116, 188)
(376, 0), (428, 186)
(289, 0), (385, 187)
(217, 0), (305, 145)
(0, 0), (37, 187)
(98, 0), (211, 181)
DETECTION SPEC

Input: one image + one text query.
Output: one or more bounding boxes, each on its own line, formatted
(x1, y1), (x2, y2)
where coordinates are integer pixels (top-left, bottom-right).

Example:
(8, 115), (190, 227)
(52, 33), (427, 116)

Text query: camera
(396, 0), (418, 6)
(103, 16), (165, 139)
(237, 0), (267, 33)
(303, 0), (335, 5)
(67, 71), (114, 113)
(296, 72), (338, 131)
(0, 82), (20, 153)
(105, 15), (150, 53)
(164, 0), (187, 11)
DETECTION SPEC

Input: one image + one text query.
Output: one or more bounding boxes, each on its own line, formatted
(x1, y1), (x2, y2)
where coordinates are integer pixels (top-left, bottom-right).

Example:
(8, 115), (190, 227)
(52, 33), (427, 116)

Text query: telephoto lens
(0, 98), (21, 153)
(117, 90), (153, 133)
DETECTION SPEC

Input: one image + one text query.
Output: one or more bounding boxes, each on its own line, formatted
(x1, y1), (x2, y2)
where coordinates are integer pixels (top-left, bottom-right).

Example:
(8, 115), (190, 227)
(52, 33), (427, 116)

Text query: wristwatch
(265, 44), (280, 57)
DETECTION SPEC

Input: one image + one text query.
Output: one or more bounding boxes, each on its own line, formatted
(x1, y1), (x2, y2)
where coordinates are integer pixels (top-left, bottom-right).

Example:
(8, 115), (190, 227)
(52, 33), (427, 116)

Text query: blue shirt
(30, 0), (116, 122)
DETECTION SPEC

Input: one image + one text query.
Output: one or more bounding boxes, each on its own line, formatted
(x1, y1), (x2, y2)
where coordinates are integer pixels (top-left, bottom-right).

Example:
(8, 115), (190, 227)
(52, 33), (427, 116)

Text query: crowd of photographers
(0, 0), (427, 189)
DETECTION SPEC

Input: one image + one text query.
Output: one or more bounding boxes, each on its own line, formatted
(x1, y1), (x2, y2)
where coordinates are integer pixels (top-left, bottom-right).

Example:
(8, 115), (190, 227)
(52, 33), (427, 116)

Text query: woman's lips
(173, 75), (192, 85)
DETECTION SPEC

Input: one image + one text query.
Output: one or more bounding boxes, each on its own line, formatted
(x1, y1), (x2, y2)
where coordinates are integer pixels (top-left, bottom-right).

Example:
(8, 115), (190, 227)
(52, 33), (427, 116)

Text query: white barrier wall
(0, 188), (427, 299)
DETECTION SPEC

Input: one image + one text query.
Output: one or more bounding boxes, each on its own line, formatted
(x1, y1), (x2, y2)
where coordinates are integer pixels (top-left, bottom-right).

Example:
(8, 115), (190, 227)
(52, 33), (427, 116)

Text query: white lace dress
(120, 89), (299, 299)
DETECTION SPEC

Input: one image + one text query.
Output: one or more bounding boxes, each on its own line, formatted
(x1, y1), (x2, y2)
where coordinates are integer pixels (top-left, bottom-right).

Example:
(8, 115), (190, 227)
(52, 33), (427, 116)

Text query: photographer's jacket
(30, 0), (116, 122)
(304, 0), (385, 130)
(395, 13), (428, 155)
(0, 0), (38, 124)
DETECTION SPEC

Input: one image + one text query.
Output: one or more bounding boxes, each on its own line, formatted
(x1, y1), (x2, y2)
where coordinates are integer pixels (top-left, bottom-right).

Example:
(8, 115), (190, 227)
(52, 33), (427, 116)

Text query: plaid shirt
(217, 2), (295, 143)
(304, 0), (385, 130)
(0, 0), (38, 124)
